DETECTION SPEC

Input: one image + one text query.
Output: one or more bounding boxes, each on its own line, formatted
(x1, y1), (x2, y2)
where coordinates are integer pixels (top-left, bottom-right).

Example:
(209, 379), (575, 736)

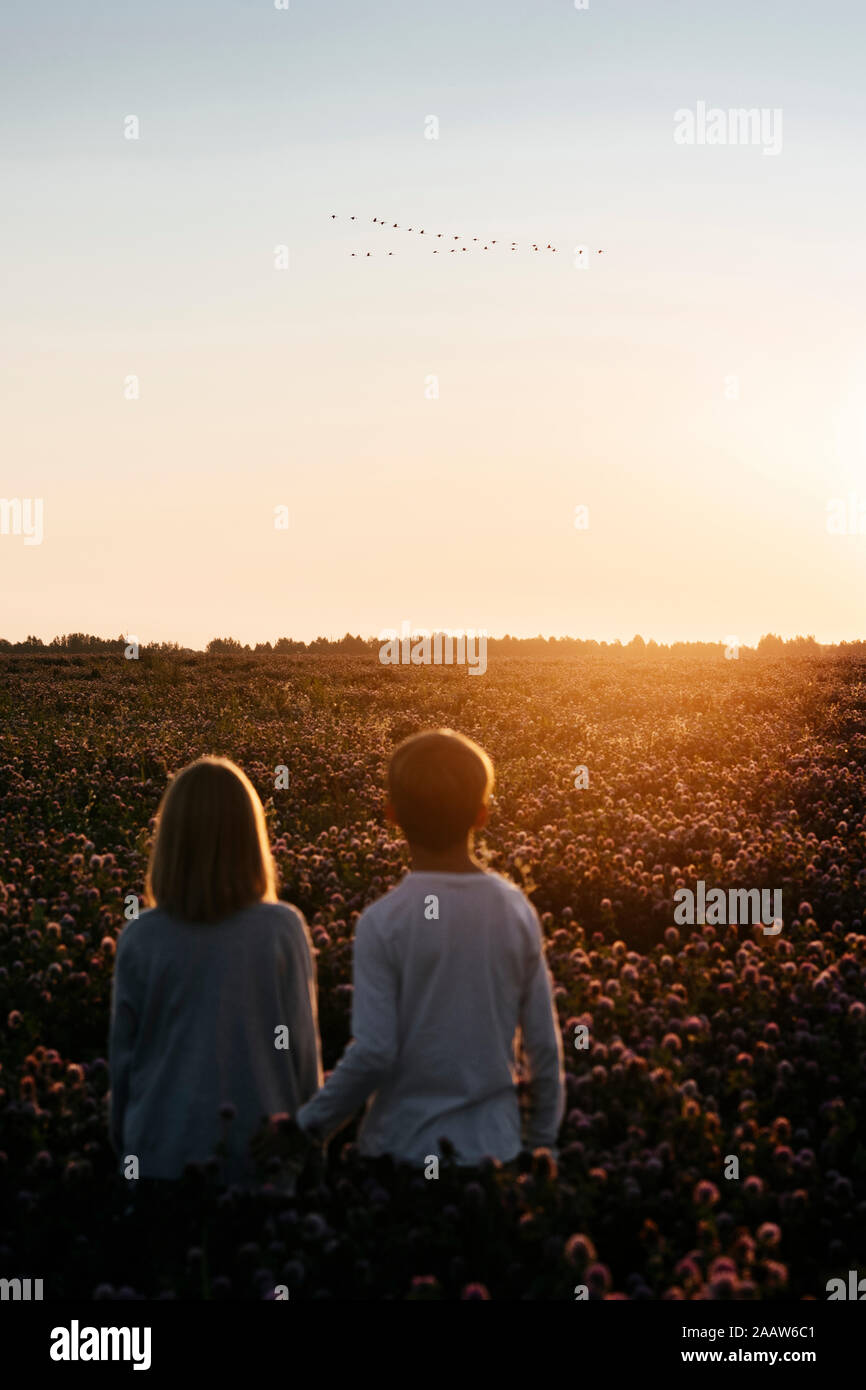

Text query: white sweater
(297, 870), (565, 1165)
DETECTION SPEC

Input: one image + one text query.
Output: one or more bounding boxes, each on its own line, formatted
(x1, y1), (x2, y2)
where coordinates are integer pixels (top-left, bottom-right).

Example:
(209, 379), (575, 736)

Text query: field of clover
(1, 647), (865, 1300)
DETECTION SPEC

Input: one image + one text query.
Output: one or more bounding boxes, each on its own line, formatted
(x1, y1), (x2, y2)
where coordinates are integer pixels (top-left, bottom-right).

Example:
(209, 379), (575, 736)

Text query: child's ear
(473, 803), (489, 829)
(385, 798), (398, 826)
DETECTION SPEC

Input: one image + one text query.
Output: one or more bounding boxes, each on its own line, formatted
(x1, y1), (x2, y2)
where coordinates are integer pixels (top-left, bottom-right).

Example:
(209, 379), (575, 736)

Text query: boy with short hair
(296, 728), (564, 1165)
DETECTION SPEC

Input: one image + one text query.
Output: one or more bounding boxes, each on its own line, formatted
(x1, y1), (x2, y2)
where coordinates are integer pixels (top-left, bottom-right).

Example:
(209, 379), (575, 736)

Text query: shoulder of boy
(521, 900), (546, 957)
(353, 905), (379, 941)
(354, 904), (396, 962)
(522, 895), (543, 930)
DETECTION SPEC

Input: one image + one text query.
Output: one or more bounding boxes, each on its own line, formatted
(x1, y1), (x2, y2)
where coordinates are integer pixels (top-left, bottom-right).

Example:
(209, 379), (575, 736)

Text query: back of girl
(109, 756), (322, 1182)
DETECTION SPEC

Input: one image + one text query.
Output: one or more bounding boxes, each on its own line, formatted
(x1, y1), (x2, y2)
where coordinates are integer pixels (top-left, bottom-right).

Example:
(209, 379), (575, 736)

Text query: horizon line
(2, 630), (856, 655)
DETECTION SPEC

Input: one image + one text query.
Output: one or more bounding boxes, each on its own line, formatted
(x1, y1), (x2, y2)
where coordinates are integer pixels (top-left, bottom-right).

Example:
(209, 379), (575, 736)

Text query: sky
(2, 0), (866, 648)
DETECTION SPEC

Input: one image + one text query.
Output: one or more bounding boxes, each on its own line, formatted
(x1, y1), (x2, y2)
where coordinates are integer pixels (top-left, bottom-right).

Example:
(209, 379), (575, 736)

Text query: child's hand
(249, 1112), (318, 1172)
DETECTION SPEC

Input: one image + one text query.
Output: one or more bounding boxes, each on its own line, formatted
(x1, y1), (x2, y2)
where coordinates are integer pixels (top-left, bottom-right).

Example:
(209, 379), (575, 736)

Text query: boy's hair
(145, 756), (277, 923)
(387, 728), (494, 852)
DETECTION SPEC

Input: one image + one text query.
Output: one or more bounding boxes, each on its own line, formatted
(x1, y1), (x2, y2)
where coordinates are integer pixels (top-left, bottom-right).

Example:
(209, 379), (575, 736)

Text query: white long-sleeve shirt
(109, 901), (322, 1180)
(297, 870), (564, 1165)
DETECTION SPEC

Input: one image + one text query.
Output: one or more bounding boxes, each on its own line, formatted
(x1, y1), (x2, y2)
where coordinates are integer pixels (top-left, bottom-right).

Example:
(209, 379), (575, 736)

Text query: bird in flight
(334, 213), (601, 257)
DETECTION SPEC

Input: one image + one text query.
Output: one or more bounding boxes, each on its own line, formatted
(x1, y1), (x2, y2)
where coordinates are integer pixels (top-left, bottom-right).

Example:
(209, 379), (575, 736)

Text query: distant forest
(0, 631), (843, 658)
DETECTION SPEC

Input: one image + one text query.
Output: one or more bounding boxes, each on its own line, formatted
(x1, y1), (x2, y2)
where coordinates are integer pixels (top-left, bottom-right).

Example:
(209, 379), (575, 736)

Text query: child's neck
(409, 839), (485, 874)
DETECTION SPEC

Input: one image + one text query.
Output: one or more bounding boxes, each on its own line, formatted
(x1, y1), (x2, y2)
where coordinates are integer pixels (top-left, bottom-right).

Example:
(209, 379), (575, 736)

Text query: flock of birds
(330, 214), (604, 258)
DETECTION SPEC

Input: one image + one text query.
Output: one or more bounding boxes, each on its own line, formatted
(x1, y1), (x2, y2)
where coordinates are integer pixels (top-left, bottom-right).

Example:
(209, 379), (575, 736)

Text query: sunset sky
(2, 0), (866, 648)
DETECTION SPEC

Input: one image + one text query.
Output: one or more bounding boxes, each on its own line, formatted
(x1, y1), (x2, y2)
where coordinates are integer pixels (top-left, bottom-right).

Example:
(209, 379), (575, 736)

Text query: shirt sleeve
(296, 911), (398, 1141)
(108, 925), (140, 1157)
(518, 906), (565, 1150)
(284, 907), (324, 1104)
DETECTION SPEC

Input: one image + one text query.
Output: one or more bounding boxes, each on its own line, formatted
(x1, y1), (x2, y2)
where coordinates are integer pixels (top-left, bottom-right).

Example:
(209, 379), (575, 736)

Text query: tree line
(0, 631), (833, 657)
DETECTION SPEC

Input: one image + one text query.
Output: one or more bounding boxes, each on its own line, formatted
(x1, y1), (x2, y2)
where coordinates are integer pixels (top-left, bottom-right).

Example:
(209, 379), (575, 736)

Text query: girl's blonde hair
(145, 756), (277, 923)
